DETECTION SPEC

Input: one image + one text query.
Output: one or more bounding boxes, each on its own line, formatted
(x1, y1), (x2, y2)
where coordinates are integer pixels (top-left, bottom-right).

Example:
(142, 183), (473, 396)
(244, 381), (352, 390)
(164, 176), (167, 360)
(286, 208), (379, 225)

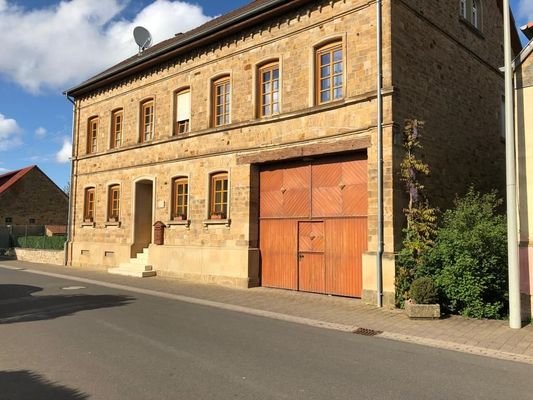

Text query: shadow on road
(0, 284), (134, 324)
(0, 370), (89, 400)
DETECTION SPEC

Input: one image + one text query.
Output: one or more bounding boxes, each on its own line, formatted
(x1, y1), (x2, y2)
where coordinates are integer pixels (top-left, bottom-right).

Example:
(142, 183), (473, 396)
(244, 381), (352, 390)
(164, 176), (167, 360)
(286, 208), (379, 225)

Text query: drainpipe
(376, 0), (384, 307)
(64, 93), (76, 267)
(503, 0), (521, 328)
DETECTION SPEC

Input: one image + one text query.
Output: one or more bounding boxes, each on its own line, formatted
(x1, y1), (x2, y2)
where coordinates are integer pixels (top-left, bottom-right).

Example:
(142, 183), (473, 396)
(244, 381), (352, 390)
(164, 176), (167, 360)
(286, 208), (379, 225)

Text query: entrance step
(107, 248), (156, 278)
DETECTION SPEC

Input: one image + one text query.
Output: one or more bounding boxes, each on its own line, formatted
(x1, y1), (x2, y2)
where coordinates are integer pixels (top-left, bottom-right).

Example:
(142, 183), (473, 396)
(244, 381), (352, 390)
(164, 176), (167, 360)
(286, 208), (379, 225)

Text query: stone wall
(14, 248), (65, 266)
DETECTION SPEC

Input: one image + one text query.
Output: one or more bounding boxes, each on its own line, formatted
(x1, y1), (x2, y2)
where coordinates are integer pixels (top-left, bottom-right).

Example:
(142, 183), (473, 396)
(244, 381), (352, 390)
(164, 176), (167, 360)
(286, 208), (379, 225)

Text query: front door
(298, 221), (325, 293)
(132, 180), (153, 256)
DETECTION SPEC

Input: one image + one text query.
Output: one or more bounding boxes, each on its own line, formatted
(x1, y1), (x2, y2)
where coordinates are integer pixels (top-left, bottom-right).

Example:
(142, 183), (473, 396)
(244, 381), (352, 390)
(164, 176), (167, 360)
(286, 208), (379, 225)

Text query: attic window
(5, 217), (12, 224)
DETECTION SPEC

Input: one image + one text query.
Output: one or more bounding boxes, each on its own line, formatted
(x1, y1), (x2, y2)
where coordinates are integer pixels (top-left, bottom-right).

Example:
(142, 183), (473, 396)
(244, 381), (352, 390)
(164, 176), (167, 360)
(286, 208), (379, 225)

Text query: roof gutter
(66, 0), (310, 97)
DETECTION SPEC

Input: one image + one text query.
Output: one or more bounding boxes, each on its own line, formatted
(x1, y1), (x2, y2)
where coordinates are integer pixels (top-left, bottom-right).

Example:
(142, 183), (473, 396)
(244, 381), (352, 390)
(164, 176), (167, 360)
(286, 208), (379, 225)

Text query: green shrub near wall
(16, 235), (66, 250)
(417, 189), (508, 319)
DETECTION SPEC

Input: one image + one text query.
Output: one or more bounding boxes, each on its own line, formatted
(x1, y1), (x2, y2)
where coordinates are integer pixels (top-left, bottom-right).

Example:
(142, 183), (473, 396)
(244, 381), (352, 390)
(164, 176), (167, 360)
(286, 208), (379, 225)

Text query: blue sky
(0, 0), (531, 189)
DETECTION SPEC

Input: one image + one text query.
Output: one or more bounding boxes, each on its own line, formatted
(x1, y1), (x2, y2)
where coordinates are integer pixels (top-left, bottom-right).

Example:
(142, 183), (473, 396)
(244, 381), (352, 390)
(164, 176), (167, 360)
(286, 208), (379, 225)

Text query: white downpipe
(503, 0), (521, 328)
(376, 0), (384, 307)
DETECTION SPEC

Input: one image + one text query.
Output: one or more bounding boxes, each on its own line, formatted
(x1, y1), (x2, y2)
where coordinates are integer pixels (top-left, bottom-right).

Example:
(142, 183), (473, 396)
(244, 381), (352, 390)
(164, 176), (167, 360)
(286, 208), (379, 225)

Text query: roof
(66, 0), (309, 97)
(0, 165), (68, 200)
(66, 0), (524, 97)
(0, 165), (35, 195)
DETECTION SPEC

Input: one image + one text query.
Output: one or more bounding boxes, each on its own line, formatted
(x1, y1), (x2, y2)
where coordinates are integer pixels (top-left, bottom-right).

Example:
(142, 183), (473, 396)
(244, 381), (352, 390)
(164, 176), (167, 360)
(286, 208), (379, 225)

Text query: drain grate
(352, 327), (383, 336)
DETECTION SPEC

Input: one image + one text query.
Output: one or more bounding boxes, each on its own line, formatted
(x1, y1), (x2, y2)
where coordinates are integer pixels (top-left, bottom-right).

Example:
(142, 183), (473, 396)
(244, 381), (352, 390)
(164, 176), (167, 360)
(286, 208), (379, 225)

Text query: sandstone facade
(66, 0), (509, 305)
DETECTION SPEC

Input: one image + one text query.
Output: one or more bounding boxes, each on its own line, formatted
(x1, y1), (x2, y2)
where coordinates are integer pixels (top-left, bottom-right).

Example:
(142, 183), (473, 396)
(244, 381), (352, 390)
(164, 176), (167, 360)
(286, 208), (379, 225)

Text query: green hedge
(16, 235), (66, 250)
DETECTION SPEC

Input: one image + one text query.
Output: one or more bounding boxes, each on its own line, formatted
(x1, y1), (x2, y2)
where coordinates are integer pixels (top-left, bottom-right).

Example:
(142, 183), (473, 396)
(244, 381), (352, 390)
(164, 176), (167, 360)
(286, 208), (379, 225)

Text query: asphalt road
(0, 267), (532, 400)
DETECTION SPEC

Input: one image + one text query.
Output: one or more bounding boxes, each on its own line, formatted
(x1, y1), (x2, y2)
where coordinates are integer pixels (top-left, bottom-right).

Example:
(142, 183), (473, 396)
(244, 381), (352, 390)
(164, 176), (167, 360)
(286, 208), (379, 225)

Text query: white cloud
(518, 0), (533, 22)
(0, 113), (22, 151)
(56, 138), (72, 163)
(35, 126), (47, 138)
(0, 0), (212, 94)
(0, 167), (9, 173)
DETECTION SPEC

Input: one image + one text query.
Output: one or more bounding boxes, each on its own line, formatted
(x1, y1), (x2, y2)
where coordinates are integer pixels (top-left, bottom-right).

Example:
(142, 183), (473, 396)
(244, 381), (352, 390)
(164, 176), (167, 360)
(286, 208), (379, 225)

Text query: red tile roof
(45, 225), (67, 235)
(0, 165), (35, 195)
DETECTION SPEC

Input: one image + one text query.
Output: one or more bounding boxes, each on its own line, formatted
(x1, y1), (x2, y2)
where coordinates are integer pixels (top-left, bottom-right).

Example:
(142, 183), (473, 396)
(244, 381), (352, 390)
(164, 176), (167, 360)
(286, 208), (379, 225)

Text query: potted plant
(405, 277), (441, 319)
(210, 211), (226, 220)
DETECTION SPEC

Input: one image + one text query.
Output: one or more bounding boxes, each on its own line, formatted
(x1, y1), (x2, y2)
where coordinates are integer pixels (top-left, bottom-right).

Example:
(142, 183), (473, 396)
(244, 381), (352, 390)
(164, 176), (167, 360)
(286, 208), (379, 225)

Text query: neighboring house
(516, 23), (533, 318)
(65, 0), (520, 305)
(0, 165), (68, 226)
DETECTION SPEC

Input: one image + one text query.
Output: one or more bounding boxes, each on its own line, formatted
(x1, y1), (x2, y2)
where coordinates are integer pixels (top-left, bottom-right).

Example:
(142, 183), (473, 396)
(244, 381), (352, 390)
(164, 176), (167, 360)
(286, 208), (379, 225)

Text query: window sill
(459, 17), (484, 39)
(81, 222), (95, 228)
(167, 219), (191, 228)
(104, 221), (121, 227)
(203, 218), (231, 228)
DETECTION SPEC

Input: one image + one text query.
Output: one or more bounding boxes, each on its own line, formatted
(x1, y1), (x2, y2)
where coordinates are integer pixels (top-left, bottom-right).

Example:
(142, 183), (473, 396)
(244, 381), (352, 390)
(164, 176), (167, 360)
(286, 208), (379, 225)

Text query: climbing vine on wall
(396, 119), (439, 307)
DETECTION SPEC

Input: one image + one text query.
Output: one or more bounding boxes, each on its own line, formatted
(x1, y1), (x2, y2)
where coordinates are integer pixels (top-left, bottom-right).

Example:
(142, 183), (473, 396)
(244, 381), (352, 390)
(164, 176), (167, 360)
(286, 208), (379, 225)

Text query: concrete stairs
(108, 248), (156, 278)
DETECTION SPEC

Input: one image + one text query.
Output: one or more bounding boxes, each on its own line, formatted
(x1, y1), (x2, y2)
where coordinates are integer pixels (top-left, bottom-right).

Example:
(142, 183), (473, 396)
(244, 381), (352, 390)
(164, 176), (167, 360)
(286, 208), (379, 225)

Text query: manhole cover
(352, 327), (383, 336)
(61, 286), (86, 290)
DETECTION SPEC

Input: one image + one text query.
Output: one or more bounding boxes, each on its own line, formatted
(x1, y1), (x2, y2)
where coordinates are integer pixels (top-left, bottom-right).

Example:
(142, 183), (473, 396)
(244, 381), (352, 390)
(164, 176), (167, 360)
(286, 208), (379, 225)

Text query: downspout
(376, 0), (384, 307)
(503, 0), (521, 328)
(64, 93), (76, 267)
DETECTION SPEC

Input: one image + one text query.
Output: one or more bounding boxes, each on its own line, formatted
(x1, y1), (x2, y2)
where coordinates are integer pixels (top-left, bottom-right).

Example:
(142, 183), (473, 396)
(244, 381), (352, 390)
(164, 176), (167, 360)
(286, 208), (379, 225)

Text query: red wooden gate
(259, 153), (367, 297)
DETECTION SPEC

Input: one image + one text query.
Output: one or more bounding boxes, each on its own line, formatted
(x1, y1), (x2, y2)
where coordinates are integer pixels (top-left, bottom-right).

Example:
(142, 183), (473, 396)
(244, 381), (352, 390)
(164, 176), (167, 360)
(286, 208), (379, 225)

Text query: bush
(16, 235), (66, 250)
(410, 277), (438, 304)
(418, 189), (508, 319)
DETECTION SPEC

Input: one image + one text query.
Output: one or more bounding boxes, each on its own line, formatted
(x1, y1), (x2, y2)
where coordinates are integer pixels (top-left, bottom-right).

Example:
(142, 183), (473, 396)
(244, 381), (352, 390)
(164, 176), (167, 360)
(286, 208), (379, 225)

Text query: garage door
(259, 153), (367, 297)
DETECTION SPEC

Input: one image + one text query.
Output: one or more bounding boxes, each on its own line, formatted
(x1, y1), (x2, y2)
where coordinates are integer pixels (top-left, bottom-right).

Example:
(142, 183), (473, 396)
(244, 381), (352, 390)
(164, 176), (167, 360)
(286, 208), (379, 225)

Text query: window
(258, 63), (280, 117)
(111, 109), (123, 149)
(87, 117), (98, 154)
(471, 0), (478, 28)
(212, 77), (230, 127)
(140, 99), (154, 142)
(5, 217), (12, 224)
(28, 218), (35, 224)
(210, 173), (228, 218)
(174, 89), (191, 135)
(108, 185), (120, 221)
(460, 0), (466, 18)
(84, 187), (95, 221)
(316, 42), (343, 104)
(460, 0), (480, 29)
(172, 177), (189, 220)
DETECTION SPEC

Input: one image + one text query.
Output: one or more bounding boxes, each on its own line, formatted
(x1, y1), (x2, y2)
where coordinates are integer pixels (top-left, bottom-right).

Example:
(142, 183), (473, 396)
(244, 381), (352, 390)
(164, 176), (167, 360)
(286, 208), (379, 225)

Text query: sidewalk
(2, 258), (533, 365)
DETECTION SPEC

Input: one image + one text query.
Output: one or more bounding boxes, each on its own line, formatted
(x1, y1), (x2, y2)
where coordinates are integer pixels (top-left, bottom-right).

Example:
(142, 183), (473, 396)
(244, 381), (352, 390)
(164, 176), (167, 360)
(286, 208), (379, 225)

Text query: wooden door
(298, 221), (325, 293)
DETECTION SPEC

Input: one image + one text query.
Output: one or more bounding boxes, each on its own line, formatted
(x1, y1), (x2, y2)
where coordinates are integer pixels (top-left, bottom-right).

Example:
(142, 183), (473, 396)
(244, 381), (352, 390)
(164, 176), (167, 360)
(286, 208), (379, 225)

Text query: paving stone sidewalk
(2, 258), (533, 364)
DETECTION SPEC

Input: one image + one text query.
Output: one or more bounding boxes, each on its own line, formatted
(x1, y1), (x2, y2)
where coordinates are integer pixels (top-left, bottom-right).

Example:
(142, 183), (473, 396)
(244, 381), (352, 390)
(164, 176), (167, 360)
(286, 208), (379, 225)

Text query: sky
(0, 0), (531, 190)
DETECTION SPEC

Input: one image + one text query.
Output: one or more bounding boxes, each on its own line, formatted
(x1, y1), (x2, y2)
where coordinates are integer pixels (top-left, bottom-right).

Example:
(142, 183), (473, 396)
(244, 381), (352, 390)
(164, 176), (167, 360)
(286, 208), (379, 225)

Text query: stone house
(516, 23), (533, 318)
(0, 165), (68, 226)
(65, 0), (519, 305)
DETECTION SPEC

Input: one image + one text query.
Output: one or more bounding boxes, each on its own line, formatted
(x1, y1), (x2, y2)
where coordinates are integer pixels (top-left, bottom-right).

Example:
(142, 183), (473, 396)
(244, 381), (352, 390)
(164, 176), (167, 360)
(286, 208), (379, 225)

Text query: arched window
(87, 117), (98, 154)
(107, 184), (120, 221)
(212, 76), (231, 127)
(258, 61), (280, 117)
(172, 177), (189, 220)
(316, 41), (343, 104)
(174, 88), (191, 135)
(111, 109), (123, 149)
(84, 187), (95, 222)
(209, 172), (228, 219)
(140, 99), (154, 142)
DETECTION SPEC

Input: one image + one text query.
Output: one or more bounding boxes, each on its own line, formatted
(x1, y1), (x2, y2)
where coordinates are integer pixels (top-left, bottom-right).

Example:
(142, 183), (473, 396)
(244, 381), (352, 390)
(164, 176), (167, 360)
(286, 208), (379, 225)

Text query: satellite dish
(133, 26), (152, 54)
